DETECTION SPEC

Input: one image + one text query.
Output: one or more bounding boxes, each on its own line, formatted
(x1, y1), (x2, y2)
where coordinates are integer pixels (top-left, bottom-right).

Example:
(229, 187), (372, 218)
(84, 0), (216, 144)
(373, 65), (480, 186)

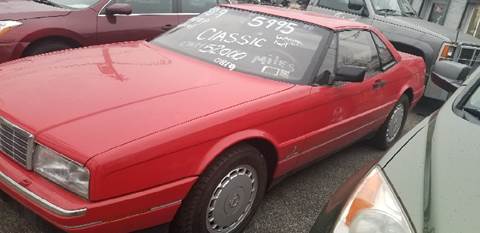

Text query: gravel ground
(0, 111), (427, 233)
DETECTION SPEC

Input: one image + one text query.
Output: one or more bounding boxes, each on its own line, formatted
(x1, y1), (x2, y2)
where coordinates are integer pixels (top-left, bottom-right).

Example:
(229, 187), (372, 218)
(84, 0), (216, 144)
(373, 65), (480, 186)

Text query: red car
(0, 0), (229, 63)
(0, 5), (425, 233)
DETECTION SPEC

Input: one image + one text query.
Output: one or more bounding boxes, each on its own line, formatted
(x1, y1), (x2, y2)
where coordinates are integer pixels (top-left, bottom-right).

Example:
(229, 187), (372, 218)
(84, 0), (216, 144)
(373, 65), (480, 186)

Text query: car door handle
(161, 24), (174, 31)
(373, 80), (386, 89)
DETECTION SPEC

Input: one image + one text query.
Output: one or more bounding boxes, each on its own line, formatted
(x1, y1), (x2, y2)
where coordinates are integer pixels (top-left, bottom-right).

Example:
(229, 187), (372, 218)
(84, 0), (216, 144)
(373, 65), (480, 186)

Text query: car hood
(0, 0), (70, 20)
(379, 98), (480, 232)
(0, 41), (294, 164)
(383, 15), (480, 45)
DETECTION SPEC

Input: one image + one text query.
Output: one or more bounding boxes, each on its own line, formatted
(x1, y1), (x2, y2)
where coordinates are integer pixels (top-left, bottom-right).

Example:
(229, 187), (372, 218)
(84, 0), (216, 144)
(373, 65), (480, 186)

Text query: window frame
(370, 31), (397, 72)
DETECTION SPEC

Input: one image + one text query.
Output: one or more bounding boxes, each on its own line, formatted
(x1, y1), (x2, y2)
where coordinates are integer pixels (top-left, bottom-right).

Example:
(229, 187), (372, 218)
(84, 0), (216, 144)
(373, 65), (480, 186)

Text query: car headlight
(332, 166), (414, 233)
(33, 145), (90, 199)
(439, 43), (456, 60)
(0, 20), (22, 36)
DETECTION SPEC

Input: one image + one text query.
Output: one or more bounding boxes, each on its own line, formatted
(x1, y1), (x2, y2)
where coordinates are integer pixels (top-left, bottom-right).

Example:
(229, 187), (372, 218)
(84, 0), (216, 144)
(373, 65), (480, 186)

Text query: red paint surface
(0, 5), (425, 232)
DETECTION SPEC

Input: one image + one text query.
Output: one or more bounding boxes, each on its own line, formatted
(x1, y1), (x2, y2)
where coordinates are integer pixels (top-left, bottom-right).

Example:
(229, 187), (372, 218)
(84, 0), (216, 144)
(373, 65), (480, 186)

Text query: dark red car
(0, 4), (425, 233)
(0, 0), (229, 63)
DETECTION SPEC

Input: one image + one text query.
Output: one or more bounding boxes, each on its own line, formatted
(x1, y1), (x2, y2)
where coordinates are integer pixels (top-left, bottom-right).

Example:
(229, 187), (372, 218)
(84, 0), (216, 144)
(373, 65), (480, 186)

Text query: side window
(181, 0), (218, 13)
(337, 30), (381, 77)
(317, 0), (366, 15)
(371, 33), (396, 69)
(109, 0), (174, 14)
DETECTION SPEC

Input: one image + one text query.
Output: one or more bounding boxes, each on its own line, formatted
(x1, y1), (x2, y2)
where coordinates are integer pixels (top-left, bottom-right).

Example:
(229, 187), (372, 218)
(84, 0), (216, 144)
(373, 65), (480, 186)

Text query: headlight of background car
(33, 145), (90, 199)
(0, 21), (22, 37)
(439, 43), (456, 60)
(332, 166), (414, 233)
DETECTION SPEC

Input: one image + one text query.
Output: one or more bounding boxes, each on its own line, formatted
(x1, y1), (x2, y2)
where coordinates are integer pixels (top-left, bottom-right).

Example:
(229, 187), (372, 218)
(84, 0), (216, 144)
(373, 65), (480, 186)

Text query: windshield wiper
(377, 9), (401, 16)
(463, 106), (480, 120)
(32, 0), (62, 8)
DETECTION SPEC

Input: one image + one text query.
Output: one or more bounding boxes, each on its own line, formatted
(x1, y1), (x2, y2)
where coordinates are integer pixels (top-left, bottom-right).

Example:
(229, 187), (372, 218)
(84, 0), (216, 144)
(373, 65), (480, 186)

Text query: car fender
(195, 129), (280, 175)
(19, 28), (84, 50)
(389, 36), (435, 70)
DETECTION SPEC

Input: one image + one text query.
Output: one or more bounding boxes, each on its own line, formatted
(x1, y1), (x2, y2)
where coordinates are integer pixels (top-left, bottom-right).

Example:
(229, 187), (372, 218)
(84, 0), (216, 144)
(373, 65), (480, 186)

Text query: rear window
(152, 7), (331, 84)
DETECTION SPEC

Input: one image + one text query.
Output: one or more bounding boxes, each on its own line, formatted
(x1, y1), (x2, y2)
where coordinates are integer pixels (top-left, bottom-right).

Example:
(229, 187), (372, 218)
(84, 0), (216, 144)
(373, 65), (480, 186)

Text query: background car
(0, 5), (424, 233)
(307, 0), (480, 101)
(0, 0), (229, 63)
(310, 60), (479, 233)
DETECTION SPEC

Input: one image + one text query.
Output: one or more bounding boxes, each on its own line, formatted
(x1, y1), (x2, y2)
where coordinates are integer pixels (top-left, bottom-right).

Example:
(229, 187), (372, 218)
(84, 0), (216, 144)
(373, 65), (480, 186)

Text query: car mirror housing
(348, 0), (365, 11)
(334, 65), (367, 83)
(105, 3), (133, 16)
(432, 60), (470, 93)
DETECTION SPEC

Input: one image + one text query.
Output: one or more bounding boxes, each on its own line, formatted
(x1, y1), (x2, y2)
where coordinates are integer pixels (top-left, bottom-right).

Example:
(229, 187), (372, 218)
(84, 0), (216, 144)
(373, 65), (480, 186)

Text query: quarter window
(108, 0), (174, 14)
(181, 0), (218, 13)
(371, 33), (395, 69)
(337, 30), (381, 77)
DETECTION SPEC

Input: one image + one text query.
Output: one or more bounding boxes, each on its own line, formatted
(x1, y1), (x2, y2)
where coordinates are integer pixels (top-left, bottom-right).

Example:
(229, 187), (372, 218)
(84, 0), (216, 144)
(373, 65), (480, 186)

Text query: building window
(428, 2), (449, 24)
(467, 5), (480, 38)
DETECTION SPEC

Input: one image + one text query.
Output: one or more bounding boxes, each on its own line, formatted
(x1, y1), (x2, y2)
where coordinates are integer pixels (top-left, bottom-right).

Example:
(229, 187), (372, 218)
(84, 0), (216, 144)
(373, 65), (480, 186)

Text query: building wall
(444, 0), (468, 29)
(411, 0), (424, 12)
(414, 0), (467, 29)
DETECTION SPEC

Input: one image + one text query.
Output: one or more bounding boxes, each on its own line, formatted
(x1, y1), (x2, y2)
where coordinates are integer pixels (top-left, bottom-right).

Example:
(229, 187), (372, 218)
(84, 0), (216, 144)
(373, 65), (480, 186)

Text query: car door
(96, 0), (179, 44)
(295, 30), (386, 167)
(369, 31), (402, 118)
(177, 0), (229, 23)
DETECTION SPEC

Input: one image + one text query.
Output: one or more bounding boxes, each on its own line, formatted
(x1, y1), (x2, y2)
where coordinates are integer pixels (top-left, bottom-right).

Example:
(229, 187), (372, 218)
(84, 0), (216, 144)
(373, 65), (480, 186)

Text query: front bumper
(0, 153), (197, 233)
(0, 41), (25, 63)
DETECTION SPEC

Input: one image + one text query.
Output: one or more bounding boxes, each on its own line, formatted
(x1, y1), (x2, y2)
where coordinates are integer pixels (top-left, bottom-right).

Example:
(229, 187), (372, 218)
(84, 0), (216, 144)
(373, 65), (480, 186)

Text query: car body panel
(0, 0), (224, 63)
(312, 67), (480, 233)
(307, 0), (480, 101)
(0, 0), (71, 20)
(381, 78), (480, 233)
(0, 6), (425, 232)
(0, 41), (295, 164)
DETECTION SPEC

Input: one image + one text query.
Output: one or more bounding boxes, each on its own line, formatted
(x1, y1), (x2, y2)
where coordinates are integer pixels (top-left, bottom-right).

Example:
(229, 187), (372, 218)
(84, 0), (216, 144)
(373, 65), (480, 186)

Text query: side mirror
(105, 3), (133, 16)
(348, 0), (365, 11)
(431, 60), (470, 93)
(334, 65), (367, 83)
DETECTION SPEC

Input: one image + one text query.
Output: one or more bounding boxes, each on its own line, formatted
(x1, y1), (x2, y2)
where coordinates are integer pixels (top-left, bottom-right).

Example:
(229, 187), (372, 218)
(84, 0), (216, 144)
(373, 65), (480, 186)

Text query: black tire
(371, 95), (410, 150)
(23, 40), (73, 57)
(171, 144), (268, 233)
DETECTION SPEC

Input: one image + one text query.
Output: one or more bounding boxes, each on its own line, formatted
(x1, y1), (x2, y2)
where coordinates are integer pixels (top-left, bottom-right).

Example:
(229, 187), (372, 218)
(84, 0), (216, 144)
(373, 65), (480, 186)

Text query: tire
(24, 40), (73, 57)
(371, 95), (410, 150)
(171, 144), (268, 233)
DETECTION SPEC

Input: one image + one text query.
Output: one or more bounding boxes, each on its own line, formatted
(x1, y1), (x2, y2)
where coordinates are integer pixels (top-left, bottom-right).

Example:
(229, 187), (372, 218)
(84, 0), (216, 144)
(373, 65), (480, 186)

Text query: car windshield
(371, 0), (417, 16)
(49, 0), (100, 9)
(464, 82), (480, 118)
(152, 7), (330, 84)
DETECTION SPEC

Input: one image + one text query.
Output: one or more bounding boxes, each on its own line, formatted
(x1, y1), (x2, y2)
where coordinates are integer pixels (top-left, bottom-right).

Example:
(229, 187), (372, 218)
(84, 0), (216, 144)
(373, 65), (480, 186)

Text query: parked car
(309, 60), (479, 233)
(0, 0), (229, 63)
(0, 5), (425, 233)
(307, 0), (480, 101)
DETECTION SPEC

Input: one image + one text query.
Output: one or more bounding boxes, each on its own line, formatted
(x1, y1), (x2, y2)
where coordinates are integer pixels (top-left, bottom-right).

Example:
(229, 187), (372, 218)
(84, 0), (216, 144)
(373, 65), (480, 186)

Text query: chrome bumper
(0, 171), (86, 217)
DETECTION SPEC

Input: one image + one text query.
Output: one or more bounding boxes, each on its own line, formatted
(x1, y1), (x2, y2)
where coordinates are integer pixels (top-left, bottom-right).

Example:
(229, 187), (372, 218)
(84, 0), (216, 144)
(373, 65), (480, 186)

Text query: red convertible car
(0, 0), (229, 63)
(0, 4), (425, 233)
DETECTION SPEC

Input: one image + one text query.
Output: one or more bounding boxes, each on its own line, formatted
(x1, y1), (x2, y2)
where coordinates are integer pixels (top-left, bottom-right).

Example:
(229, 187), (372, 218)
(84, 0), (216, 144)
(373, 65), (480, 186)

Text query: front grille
(0, 117), (34, 169)
(452, 44), (480, 68)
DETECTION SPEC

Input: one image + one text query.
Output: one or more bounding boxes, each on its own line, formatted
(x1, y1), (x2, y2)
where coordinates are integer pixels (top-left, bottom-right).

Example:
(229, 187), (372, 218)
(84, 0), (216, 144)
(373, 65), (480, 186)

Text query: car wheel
(372, 95), (410, 150)
(171, 144), (268, 233)
(24, 41), (73, 57)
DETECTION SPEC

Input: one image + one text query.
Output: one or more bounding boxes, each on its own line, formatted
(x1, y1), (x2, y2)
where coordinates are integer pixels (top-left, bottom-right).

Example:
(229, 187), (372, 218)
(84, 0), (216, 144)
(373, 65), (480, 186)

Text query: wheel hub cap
(386, 103), (405, 142)
(206, 165), (258, 233)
